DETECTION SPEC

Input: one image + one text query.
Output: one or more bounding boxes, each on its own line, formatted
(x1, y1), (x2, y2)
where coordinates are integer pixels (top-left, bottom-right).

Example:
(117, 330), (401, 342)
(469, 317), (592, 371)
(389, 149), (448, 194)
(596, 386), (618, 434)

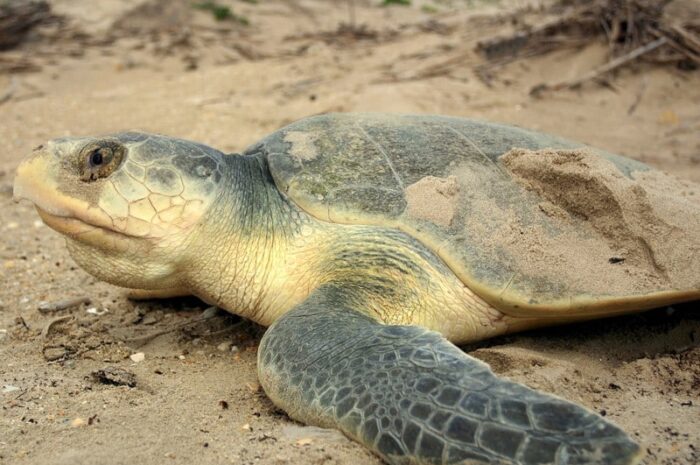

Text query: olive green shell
(246, 113), (699, 316)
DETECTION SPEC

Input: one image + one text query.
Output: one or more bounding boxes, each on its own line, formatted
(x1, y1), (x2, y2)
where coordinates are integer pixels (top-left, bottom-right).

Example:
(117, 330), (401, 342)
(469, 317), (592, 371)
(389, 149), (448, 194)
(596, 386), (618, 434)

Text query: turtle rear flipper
(258, 285), (641, 465)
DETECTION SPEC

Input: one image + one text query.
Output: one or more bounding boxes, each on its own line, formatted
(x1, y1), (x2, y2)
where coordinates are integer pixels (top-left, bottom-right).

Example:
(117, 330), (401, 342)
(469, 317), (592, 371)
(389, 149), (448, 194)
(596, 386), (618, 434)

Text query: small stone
(241, 423), (252, 431)
(86, 307), (108, 316)
(217, 342), (232, 352)
(296, 438), (313, 446)
(230, 345), (239, 354)
(44, 347), (67, 361)
(178, 355), (186, 360)
(130, 352), (145, 363)
(92, 366), (137, 387)
(71, 417), (86, 427)
(2, 385), (20, 394)
(141, 313), (159, 325)
(0, 329), (7, 342)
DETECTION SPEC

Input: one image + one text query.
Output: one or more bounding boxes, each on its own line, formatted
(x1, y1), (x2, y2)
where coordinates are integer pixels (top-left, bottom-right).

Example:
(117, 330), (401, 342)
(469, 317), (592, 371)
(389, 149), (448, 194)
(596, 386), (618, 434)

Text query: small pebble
(241, 423), (251, 431)
(86, 307), (108, 316)
(217, 342), (231, 352)
(92, 366), (137, 387)
(178, 355), (186, 360)
(71, 418), (86, 427)
(296, 438), (313, 446)
(44, 347), (67, 361)
(0, 329), (7, 342)
(230, 345), (239, 354)
(2, 385), (20, 394)
(141, 314), (158, 325)
(130, 352), (145, 363)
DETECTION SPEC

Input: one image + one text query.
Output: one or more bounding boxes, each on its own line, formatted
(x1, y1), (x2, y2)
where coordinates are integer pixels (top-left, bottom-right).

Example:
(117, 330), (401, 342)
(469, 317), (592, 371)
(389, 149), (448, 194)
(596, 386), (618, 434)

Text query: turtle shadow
(462, 301), (699, 364)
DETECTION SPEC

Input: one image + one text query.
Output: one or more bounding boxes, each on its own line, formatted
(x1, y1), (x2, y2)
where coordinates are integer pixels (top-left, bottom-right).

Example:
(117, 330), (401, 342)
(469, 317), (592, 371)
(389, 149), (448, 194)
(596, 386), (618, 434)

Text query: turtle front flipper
(258, 285), (641, 465)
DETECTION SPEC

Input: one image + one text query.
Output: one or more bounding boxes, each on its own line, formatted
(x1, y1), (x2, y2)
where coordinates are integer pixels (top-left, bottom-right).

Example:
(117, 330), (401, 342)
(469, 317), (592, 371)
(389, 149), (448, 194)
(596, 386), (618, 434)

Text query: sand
(1, 1), (698, 465)
(405, 175), (460, 227)
(500, 148), (700, 297)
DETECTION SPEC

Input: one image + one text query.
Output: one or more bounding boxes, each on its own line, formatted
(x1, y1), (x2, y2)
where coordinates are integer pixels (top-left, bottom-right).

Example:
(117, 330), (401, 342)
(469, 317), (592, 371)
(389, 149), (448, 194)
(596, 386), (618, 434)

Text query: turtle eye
(80, 142), (124, 182)
(89, 149), (104, 167)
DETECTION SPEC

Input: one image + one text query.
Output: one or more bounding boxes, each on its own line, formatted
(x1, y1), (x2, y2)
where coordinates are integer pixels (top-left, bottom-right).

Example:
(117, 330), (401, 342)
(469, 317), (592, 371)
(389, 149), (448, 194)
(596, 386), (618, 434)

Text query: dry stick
(659, 27), (700, 65)
(38, 296), (91, 313)
(532, 37), (668, 95)
(670, 25), (700, 57)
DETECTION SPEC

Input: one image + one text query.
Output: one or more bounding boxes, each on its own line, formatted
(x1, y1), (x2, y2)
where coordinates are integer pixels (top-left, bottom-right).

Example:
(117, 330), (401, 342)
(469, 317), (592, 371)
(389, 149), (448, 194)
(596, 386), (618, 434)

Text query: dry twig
(38, 296), (91, 313)
(531, 37), (669, 95)
(477, 0), (700, 79)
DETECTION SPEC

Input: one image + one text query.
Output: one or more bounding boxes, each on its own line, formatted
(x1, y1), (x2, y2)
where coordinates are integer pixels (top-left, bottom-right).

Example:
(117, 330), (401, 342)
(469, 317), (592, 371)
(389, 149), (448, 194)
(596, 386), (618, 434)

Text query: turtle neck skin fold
(183, 153), (316, 326)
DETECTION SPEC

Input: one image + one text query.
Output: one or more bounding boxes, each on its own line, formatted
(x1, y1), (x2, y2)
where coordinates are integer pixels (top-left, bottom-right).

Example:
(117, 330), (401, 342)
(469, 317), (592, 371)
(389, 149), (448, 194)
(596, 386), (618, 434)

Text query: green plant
(382, 0), (411, 6)
(193, 1), (249, 24)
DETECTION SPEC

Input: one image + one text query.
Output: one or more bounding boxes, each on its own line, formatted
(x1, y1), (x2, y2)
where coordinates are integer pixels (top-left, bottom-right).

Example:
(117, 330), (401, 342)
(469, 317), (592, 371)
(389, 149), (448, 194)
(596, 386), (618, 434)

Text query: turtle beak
(13, 144), (72, 216)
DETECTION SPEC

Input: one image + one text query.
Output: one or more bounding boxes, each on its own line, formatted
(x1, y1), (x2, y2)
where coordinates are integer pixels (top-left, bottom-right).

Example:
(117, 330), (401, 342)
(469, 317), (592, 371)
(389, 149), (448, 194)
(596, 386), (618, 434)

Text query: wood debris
(38, 296), (91, 313)
(477, 0), (700, 91)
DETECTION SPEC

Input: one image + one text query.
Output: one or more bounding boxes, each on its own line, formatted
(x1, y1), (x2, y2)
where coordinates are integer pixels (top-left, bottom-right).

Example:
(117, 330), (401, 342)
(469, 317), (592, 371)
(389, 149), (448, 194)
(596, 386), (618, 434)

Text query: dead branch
(477, 0), (700, 75)
(531, 36), (669, 95)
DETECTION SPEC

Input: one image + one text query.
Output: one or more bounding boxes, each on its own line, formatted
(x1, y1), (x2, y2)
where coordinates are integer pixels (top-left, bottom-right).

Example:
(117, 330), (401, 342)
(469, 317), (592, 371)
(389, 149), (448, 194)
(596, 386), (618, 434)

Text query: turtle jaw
(33, 206), (141, 253)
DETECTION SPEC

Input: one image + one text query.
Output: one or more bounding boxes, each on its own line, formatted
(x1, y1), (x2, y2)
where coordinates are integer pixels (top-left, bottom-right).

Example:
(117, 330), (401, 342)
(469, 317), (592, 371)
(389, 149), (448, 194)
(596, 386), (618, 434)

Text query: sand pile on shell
(499, 148), (700, 297)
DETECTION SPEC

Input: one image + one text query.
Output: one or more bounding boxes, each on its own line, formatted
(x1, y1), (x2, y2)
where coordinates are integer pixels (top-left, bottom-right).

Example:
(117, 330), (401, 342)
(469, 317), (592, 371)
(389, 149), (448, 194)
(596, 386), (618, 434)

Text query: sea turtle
(13, 113), (700, 465)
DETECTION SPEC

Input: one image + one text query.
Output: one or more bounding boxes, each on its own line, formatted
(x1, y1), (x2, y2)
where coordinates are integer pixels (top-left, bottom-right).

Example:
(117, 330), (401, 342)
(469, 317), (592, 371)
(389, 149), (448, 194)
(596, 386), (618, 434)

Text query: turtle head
(13, 132), (226, 289)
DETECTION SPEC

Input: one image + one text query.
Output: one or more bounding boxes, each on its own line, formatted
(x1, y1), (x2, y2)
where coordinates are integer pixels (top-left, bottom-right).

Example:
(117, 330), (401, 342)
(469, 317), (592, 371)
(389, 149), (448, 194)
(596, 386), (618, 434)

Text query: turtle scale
(249, 113), (699, 316)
